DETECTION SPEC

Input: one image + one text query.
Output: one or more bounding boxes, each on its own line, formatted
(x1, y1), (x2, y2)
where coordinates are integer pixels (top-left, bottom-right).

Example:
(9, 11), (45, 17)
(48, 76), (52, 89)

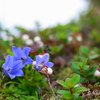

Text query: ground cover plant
(0, 29), (100, 100)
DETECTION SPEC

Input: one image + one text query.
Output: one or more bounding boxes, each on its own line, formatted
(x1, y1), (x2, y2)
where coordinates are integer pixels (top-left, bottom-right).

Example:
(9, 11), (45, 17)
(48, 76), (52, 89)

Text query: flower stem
(47, 76), (57, 100)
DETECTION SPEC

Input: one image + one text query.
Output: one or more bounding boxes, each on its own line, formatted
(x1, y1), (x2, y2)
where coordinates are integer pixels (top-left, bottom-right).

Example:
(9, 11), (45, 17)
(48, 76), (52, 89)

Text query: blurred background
(0, 0), (100, 99)
(0, 0), (88, 29)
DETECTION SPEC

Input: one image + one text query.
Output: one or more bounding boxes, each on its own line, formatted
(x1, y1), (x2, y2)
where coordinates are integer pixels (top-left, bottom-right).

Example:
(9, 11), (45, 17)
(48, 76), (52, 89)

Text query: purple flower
(12, 46), (33, 67)
(34, 53), (54, 71)
(2, 55), (24, 79)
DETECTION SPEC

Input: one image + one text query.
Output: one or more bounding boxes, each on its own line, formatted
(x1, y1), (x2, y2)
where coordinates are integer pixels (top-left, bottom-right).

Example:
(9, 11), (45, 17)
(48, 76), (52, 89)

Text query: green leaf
(70, 74), (80, 87)
(57, 80), (69, 89)
(83, 65), (89, 71)
(73, 86), (87, 94)
(65, 78), (73, 88)
(73, 95), (82, 100)
(71, 62), (80, 74)
(81, 58), (88, 66)
(64, 74), (80, 88)
(80, 76), (88, 83)
(58, 90), (72, 99)
(72, 62), (80, 70)
(87, 67), (97, 76)
(79, 46), (90, 55)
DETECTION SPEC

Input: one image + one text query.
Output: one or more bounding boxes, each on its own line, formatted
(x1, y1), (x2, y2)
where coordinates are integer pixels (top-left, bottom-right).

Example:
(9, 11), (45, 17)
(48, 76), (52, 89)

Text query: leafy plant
(71, 46), (99, 83)
(57, 74), (87, 100)
(72, 61), (97, 83)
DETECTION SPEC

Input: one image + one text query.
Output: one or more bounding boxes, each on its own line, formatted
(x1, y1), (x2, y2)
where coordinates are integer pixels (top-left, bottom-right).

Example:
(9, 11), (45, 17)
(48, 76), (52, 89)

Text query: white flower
(34, 36), (44, 47)
(25, 39), (33, 45)
(68, 36), (73, 42)
(38, 41), (44, 47)
(76, 35), (82, 42)
(8, 36), (13, 41)
(94, 70), (100, 77)
(22, 34), (29, 41)
(34, 36), (41, 42)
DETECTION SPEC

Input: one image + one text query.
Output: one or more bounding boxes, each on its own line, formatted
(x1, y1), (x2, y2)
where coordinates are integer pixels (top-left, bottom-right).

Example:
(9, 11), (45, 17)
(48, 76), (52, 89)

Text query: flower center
(7, 67), (12, 73)
(39, 61), (45, 68)
(21, 56), (26, 63)
(39, 64), (43, 68)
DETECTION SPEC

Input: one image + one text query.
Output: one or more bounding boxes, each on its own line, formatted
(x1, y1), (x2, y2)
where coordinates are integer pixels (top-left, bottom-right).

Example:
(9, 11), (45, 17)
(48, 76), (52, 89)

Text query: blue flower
(12, 46), (33, 67)
(2, 55), (24, 79)
(35, 53), (54, 71)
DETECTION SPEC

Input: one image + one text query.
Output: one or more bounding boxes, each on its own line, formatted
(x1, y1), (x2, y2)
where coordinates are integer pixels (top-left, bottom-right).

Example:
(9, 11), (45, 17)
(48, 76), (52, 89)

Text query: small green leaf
(71, 62), (80, 74)
(72, 62), (80, 70)
(57, 80), (69, 89)
(58, 90), (72, 99)
(81, 59), (88, 66)
(79, 46), (90, 55)
(73, 86), (87, 94)
(80, 76), (88, 83)
(73, 95), (82, 100)
(87, 67), (97, 76)
(70, 74), (80, 87)
(65, 78), (73, 88)
(83, 65), (89, 71)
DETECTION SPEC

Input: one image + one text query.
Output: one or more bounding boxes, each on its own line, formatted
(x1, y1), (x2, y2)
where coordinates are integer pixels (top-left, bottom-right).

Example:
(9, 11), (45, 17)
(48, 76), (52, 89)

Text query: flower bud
(94, 70), (100, 77)
(32, 61), (36, 66)
(47, 68), (53, 75)
(32, 61), (36, 69)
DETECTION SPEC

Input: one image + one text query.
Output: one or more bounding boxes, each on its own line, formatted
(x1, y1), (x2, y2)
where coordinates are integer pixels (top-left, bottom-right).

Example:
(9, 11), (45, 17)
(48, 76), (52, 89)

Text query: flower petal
(24, 57), (33, 65)
(36, 55), (42, 67)
(12, 46), (25, 59)
(46, 62), (54, 68)
(23, 47), (31, 56)
(8, 74), (16, 79)
(36, 66), (42, 71)
(14, 70), (24, 77)
(42, 53), (49, 64)
(3, 70), (9, 76)
(3, 55), (13, 69)
(13, 60), (23, 69)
